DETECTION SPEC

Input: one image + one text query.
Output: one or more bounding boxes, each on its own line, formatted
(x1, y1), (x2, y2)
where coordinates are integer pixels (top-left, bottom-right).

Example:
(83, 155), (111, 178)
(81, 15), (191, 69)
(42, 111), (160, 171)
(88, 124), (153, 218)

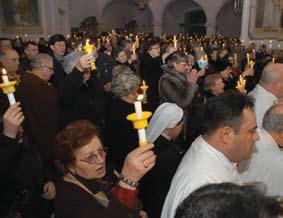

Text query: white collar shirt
(248, 84), (278, 127)
(240, 128), (283, 196)
(161, 136), (243, 218)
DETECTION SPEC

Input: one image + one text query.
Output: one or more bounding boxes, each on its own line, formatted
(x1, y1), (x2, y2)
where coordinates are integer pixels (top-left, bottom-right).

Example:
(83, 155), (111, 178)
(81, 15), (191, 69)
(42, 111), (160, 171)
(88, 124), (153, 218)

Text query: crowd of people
(1, 32), (283, 218)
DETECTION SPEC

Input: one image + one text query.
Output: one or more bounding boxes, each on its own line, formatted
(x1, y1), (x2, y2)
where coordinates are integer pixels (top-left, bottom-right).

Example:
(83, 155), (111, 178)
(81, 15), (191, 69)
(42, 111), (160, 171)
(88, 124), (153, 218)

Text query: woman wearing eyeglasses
(54, 120), (155, 218)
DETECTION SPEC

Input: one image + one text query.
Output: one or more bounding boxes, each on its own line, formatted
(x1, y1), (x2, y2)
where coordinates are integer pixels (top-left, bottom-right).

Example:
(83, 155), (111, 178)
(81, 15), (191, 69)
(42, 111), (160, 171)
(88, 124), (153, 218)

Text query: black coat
(140, 135), (185, 218)
(0, 134), (55, 218)
(140, 53), (163, 111)
(50, 56), (67, 88)
(58, 68), (105, 129)
(104, 97), (139, 170)
(95, 52), (116, 86)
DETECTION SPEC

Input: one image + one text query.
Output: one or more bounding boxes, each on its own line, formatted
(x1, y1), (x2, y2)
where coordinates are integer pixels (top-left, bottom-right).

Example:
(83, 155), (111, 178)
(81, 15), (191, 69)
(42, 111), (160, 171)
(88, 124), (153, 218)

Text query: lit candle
(134, 95), (143, 119)
(246, 53), (250, 63)
(234, 53), (237, 63)
(173, 35), (177, 48)
(1, 69), (16, 105)
(132, 43), (136, 55)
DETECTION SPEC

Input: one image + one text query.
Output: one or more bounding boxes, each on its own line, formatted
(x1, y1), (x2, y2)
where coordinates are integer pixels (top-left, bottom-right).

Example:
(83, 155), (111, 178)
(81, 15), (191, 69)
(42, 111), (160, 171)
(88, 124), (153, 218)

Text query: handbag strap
(63, 173), (109, 207)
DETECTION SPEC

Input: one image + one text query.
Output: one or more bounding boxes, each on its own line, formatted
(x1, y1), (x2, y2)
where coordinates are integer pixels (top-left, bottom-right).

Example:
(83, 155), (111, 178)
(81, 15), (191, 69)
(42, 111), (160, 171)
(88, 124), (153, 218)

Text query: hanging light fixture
(134, 0), (150, 10)
(233, 0), (243, 16)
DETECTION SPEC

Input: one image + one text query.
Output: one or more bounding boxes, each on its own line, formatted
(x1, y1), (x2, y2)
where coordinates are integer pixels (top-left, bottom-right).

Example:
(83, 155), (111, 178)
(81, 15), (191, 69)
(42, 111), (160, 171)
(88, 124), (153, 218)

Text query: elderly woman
(54, 120), (155, 218)
(203, 73), (225, 100)
(159, 52), (197, 109)
(140, 103), (185, 218)
(59, 51), (105, 129)
(104, 69), (143, 170)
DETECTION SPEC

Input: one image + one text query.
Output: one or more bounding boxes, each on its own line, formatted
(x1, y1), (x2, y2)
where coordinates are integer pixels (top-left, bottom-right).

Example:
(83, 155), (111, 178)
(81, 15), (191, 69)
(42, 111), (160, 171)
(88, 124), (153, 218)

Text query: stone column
(206, 21), (216, 36)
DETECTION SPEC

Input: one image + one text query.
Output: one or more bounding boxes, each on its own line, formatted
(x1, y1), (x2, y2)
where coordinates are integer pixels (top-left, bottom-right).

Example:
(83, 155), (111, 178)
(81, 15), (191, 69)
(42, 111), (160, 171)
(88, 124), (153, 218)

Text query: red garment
(112, 184), (138, 208)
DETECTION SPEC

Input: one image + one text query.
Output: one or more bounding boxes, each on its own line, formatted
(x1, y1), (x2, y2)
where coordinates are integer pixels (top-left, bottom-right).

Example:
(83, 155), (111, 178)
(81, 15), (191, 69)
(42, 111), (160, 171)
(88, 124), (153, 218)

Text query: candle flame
(2, 68), (7, 75)
(137, 94), (144, 101)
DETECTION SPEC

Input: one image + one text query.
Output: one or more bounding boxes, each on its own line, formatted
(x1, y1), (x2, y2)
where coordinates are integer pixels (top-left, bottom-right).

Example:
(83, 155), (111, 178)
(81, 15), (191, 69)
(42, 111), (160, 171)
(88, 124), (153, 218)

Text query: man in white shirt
(161, 91), (259, 218)
(248, 63), (283, 127)
(240, 103), (283, 196)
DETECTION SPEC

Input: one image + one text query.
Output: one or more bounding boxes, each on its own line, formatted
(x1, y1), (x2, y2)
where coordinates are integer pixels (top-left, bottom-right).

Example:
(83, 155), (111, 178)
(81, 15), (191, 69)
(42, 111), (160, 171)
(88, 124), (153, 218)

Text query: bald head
(260, 63), (283, 85)
(259, 63), (283, 98)
(0, 49), (20, 72)
(263, 104), (283, 133)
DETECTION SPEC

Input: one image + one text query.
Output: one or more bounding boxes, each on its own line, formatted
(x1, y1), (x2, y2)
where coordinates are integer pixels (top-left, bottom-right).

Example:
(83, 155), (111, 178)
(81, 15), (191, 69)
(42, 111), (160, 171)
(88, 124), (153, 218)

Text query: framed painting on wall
(249, 0), (283, 40)
(0, 0), (43, 33)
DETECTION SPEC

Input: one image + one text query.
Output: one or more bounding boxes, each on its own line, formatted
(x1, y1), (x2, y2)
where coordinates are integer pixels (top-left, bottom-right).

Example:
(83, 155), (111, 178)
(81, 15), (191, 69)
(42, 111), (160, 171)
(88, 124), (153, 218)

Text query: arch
(100, 0), (153, 32)
(162, 0), (207, 34)
(216, 0), (242, 37)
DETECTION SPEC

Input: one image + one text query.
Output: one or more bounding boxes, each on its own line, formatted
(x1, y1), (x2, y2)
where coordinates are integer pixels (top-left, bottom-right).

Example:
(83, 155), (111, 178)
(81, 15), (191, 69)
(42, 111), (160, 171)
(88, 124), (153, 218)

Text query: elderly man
(248, 63), (283, 127)
(239, 104), (283, 196)
(161, 90), (259, 218)
(0, 49), (20, 75)
(17, 53), (60, 164)
(0, 38), (12, 52)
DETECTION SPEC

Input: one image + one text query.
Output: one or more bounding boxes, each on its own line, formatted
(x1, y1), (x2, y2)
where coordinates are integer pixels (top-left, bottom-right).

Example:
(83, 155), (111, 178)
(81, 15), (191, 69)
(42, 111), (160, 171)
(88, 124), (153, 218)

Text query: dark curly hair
(54, 120), (99, 175)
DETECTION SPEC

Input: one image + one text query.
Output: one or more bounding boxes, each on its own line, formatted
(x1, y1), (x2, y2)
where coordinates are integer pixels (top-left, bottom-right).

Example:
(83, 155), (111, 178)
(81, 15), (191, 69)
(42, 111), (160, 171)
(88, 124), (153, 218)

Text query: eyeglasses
(79, 147), (108, 164)
(41, 66), (55, 71)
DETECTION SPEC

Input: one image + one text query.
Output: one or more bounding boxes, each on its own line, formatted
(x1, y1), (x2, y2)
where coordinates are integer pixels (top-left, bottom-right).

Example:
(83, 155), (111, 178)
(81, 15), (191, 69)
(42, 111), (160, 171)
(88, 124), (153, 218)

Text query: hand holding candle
(127, 95), (152, 147)
(83, 39), (97, 70)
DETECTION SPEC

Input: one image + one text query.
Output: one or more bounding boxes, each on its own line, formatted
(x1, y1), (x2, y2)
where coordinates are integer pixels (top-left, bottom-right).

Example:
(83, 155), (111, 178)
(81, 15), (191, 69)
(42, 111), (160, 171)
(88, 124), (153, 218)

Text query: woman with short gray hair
(105, 69), (143, 169)
(111, 70), (140, 99)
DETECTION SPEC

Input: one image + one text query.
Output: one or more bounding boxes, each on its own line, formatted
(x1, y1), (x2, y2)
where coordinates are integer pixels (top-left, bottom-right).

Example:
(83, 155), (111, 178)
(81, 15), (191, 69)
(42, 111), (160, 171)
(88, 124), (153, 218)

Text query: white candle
(134, 100), (142, 119)
(1, 69), (16, 105)
(137, 129), (147, 145)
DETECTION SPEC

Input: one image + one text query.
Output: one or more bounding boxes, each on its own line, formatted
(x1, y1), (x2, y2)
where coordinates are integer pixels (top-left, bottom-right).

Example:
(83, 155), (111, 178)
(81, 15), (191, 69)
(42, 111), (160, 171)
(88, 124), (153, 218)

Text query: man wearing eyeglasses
(17, 53), (60, 166)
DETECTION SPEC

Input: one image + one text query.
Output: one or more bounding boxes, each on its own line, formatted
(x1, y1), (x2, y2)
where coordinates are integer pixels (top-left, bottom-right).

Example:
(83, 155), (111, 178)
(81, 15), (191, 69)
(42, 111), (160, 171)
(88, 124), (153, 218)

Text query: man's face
(51, 41), (66, 57)
(0, 40), (12, 51)
(229, 108), (259, 162)
(0, 50), (20, 72)
(274, 72), (283, 98)
(25, 44), (39, 60)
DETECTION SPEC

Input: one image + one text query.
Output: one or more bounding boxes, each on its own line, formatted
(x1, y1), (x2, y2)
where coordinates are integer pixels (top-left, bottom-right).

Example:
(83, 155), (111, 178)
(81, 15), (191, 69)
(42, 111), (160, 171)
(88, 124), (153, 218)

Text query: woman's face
(115, 50), (128, 63)
(73, 136), (106, 179)
(211, 78), (225, 96)
(173, 61), (189, 74)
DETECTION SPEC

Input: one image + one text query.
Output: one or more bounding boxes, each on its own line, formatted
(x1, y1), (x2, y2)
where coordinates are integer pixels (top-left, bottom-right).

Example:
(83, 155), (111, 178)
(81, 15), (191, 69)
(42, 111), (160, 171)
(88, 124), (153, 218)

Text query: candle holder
(127, 111), (152, 147)
(0, 81), (17, 105)
(83, 40), (97, 70)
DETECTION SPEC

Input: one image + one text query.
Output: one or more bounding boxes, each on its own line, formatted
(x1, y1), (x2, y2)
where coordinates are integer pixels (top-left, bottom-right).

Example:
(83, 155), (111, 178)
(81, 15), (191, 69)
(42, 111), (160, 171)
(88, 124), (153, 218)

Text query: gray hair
(111, 69), (140, 97)
(262, 104), (283, 132)
(63, 51), (84, 74)
(31, 53), (53, 68)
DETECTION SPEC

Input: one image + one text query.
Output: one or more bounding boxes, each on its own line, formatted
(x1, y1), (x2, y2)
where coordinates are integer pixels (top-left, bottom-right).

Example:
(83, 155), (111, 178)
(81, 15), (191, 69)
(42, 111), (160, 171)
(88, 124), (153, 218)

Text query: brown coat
(17, 72), (60, 163)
